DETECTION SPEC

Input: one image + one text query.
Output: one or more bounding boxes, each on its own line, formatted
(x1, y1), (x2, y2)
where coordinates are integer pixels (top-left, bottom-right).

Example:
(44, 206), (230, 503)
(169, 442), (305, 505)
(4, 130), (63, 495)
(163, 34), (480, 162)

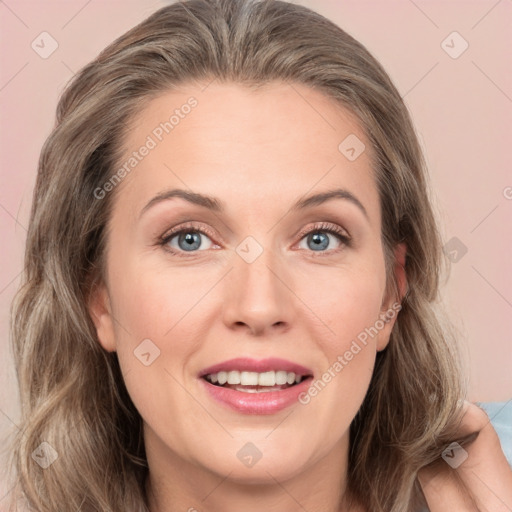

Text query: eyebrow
(139, 187), (368, 219)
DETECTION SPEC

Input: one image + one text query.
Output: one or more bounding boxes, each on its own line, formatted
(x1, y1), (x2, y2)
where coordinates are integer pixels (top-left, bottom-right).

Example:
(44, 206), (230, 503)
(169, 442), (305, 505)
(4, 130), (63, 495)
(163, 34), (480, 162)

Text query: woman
(8, 0), (512, 510)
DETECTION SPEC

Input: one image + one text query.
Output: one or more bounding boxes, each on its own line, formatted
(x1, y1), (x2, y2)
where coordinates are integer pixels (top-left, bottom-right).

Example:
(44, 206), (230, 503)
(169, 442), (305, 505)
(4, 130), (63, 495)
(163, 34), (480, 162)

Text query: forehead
(114, 81), (380, 226)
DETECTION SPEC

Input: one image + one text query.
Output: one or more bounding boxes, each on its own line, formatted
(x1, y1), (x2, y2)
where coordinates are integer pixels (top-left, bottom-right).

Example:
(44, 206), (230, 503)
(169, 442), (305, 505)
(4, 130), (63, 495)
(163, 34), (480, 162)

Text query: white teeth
(234, 386), (274, 393)
(240, 371), (259, 385)
(227, 371), (240, 385)
(258, 371), (276, 386)
(205, 370), (306, 387)
(275, 371), (288, 385)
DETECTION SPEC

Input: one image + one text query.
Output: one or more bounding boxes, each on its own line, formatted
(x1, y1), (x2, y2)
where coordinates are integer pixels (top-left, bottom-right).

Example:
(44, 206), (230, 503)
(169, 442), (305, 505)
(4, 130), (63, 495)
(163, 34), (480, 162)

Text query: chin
(209, 455), (311, 485)
(193, 436), (317, 484)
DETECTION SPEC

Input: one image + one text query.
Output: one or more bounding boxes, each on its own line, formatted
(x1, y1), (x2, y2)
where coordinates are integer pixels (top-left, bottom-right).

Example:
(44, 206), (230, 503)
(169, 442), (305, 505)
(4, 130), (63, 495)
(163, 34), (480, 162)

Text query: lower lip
(200, 377), (313, 415)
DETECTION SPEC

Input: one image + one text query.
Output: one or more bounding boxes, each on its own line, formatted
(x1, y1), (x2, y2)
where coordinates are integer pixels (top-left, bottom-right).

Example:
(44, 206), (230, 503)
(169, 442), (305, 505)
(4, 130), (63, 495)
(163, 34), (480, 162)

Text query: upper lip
(199, 357), (313, 378)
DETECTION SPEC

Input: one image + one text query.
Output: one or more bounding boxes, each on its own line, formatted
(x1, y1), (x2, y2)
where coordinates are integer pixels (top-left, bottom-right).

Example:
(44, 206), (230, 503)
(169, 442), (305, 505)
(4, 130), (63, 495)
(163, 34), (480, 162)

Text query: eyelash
(158, 221), (351, 258)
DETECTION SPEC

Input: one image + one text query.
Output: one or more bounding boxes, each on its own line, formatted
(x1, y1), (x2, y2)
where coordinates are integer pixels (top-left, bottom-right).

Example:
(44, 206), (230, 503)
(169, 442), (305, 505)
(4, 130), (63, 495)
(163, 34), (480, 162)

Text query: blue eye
(304, 232), (332, 251)
(159, 221), (350, 258)
(165, 230), (215, 252)
(298, 229), (347, 252)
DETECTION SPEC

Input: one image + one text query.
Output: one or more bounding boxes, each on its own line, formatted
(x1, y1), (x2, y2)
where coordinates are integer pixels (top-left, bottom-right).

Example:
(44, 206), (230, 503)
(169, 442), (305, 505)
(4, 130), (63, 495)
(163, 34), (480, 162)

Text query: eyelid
(293, 221), (352, 256)
(159, 221), (221, 258)
(294, 221), (351, 244)
(159, 220), (351, 256)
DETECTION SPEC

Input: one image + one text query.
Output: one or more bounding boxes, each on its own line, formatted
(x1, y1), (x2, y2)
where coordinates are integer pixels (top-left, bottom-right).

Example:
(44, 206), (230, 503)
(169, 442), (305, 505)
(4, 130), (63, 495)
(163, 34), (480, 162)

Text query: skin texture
(418, 400), (512, 511)
(88, 81), (511, 511)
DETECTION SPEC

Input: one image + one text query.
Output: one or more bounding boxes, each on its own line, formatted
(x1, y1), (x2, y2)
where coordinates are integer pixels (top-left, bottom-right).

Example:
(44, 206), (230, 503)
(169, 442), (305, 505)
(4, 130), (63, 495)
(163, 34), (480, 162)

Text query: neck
(144, 427), (362, 512)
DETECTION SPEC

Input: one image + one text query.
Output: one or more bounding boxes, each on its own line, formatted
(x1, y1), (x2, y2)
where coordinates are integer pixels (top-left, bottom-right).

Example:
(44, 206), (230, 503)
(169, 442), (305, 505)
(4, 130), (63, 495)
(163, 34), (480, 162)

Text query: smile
(199, 358), (314, 414)
(205, 370), (305, 392)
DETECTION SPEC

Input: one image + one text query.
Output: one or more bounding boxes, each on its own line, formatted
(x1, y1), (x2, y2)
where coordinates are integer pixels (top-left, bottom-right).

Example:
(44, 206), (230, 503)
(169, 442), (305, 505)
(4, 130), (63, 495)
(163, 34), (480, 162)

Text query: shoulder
(477, 400), (512, 465)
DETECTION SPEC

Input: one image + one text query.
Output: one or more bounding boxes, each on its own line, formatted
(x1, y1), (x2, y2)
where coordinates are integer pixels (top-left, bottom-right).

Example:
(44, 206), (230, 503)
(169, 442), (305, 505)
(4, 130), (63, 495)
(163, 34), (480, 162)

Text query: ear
(376, 242), (408, 352)
(87, 280), (117, 352)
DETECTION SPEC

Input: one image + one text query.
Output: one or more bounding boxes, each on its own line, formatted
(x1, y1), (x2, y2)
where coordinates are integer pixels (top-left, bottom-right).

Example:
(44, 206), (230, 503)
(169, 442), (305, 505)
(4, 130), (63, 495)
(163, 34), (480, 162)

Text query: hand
(418, 400), (512, 511)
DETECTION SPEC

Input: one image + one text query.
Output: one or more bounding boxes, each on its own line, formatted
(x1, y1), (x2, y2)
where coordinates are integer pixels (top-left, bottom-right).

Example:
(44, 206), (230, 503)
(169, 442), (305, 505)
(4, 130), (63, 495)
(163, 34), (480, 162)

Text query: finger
(456, 419), (512, 511)
(420, 402), (512, 512)
(418, 461), (479, 512)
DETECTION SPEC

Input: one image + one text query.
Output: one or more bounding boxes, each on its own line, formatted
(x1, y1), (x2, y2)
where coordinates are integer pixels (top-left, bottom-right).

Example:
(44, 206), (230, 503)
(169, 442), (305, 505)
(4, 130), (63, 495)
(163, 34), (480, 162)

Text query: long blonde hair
(8, 0), (466, 510)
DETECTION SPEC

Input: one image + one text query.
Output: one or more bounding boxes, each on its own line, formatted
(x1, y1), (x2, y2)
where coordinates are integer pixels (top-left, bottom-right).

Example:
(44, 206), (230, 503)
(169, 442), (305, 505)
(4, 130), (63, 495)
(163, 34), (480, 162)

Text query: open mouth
(203, 370), (311, 393)
(199, 358), (314, 413)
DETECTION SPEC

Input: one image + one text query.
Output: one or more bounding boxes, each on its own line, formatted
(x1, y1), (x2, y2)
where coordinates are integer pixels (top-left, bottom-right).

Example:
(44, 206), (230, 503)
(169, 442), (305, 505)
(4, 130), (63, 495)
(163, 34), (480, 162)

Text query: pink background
(1, 0), (511, 501)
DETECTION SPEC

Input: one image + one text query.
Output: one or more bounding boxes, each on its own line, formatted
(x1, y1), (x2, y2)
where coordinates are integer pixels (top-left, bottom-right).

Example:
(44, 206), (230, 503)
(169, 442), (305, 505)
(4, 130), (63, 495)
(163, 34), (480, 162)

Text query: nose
(221, 247), (295, 337)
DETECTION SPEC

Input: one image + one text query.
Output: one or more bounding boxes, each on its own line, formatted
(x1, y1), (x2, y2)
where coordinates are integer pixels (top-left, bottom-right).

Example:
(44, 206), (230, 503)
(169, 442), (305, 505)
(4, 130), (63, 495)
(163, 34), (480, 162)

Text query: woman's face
(90, 81), (403, 489)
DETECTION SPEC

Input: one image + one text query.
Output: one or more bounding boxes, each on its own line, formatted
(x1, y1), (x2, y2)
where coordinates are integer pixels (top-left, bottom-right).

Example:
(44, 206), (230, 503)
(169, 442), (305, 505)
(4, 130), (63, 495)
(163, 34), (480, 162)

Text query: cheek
(293, 255), (386, 409)
(106, 265), (206, 450)
(104, 254), (204, 394)
(298, 258), (387, 351)
(108, 254), (208, 340)
(296, 265), (385, 428)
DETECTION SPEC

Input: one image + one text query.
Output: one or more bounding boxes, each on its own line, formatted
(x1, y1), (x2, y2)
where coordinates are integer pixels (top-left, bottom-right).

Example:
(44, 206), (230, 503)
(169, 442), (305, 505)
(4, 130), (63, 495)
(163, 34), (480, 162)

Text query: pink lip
(198, 357), (313, 377)
(200, 375), (313, 415)
(198, 357), (314, 415)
